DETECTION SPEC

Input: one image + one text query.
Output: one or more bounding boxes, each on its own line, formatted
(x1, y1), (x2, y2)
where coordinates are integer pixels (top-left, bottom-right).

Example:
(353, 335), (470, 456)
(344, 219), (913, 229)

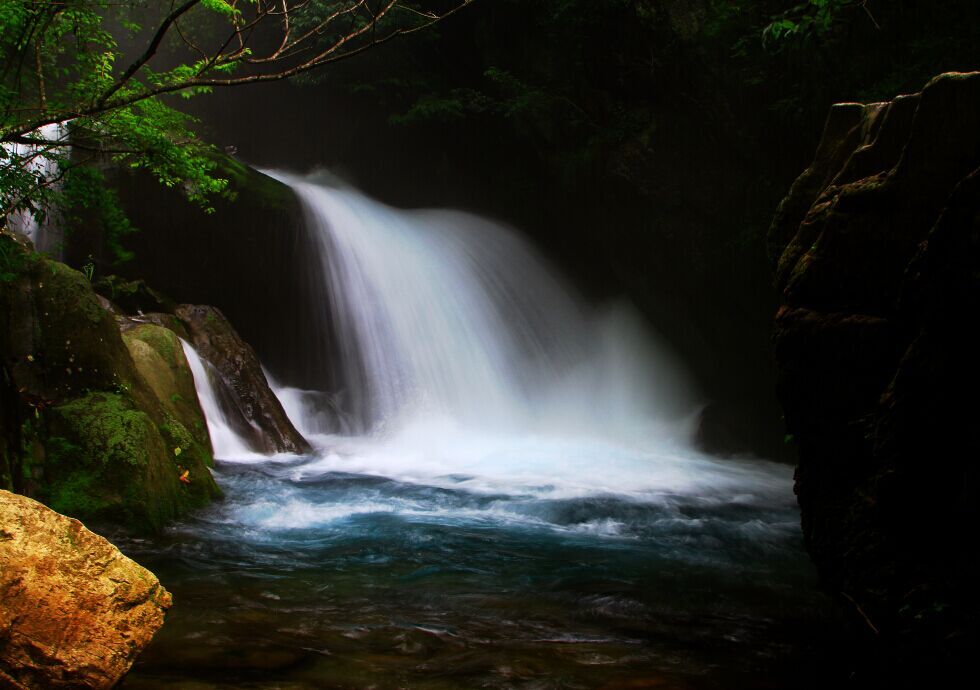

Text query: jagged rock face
(769, 72), (980, 675)
(0, 490), (171, 689)
(175, 304), (311, 455)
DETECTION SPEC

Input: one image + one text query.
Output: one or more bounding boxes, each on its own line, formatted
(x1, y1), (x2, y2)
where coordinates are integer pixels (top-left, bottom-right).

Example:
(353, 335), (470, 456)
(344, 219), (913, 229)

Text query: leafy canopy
(0, 0), (472, 254)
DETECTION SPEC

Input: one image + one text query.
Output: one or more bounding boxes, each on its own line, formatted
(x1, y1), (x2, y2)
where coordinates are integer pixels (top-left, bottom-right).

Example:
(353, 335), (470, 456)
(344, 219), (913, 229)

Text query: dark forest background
(175, 0), (980, 460)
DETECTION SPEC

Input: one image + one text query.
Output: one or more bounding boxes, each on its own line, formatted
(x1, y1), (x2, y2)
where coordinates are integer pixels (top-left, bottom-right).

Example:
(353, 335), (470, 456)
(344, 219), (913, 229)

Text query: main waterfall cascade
(248, 170), (791, 504)
(132, 172), (829, 689)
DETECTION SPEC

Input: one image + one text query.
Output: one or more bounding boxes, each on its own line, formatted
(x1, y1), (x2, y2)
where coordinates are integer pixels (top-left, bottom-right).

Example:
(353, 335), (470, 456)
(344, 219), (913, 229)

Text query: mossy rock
(2, 239), (220, 532)
(123, 323), (210, 449)
(213, 153), (295, 210)
(0, 241), (140, 401)
(41, 392), (217, 532)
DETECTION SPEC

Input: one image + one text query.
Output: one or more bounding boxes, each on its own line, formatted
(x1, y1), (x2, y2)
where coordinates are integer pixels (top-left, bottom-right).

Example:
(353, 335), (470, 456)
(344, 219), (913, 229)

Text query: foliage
(0, 232), (34, 281)
(762, 0), (860, 48)
(0, 1), (231, 230)
(370, 0), (977, 196)
(0, 0), (472, 252)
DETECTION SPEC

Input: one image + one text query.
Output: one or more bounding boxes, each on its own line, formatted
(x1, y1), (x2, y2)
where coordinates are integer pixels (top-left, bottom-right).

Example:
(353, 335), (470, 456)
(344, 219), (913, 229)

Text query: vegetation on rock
(0, 234), (219, 532)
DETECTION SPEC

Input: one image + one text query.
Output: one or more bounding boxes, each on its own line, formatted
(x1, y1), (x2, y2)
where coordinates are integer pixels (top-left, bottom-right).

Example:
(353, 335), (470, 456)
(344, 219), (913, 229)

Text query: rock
(175, 304), (311, 454)
(123, 323), (208, 447)
(0, 239), (142, 402)
(0, 490), (171, 689)
(65, 157), (320, 393)
(769, 72), (980, 678)
(0, 240), (220, 532)
(93, 275), (176, 316)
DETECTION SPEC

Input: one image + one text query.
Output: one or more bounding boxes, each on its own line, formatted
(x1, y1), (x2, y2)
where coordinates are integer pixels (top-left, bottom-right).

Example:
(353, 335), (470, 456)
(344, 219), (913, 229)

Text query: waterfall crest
(269, 171), (698, 449)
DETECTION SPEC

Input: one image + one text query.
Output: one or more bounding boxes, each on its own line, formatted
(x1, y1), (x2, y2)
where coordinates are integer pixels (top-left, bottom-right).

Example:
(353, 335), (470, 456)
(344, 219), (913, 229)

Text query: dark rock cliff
(769, 72), (979, 679)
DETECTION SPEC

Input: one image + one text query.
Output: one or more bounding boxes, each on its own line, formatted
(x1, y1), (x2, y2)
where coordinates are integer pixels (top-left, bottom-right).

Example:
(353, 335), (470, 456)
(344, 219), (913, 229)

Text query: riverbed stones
(0, 490), (171, 689)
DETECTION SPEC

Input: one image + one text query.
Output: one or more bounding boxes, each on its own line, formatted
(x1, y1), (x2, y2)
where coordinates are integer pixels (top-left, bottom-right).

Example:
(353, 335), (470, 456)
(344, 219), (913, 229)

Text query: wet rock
(769, 72), (980, 677)
(0, 240), (219, 532)
(123, 323), (209, 447)
(0, 490), (171, 689)
(175, 304), (310, 454)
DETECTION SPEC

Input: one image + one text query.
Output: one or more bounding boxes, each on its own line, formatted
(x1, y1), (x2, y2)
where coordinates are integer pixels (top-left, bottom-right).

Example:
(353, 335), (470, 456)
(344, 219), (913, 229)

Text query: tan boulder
(0, 490), (171, 689)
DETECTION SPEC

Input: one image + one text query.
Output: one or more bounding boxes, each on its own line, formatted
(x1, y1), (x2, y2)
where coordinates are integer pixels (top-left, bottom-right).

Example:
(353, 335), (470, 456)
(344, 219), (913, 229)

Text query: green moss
(53, 393), (153, 469)
(214, 153), (294, 210)
(43, 392), (173, 530)
(44, 435), (80, 466)
(48, 472), (113, 522)
(159, 415), (194, 455)
(0, 233), (40, 282)
(128, 323), (178, 366)
(160, 414), (214, 470)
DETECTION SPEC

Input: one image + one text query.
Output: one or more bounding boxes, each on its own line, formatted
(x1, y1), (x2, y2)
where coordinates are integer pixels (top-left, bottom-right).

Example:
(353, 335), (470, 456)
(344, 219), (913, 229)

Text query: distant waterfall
(1, 122), (68, 258)
(268, 172), (698, 448)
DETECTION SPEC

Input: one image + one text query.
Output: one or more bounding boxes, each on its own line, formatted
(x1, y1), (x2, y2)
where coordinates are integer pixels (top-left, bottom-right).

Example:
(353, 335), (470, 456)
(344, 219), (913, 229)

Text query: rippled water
(118, 175), (845, 688)
(117, 437), (844, 690)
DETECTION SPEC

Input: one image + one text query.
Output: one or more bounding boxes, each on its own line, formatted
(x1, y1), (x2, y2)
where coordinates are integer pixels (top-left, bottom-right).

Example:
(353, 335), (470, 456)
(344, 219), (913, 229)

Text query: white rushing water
(232, 171), (795, 516)
(2, 122), (68, 256)
(180, 338), (261, 460)
(270, 171), (697, 439)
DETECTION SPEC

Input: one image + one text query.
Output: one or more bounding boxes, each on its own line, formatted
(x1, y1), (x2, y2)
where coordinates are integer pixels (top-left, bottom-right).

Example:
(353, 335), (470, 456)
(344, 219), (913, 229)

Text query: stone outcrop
(0, 235), (220, 532)
(0, 490), (171, 689)
(175, 304), (311, 454)
(769, 72), (980, 678)
(64, 157), (328, 394)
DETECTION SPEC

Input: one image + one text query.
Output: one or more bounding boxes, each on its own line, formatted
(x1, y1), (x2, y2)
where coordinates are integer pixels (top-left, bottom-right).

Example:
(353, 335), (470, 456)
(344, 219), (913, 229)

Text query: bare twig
(841, 591), (880, 636)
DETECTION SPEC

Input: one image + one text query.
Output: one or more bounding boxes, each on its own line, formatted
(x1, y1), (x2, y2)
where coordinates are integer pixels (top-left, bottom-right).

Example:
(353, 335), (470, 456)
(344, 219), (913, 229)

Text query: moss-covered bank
(0, 232), (219, 532)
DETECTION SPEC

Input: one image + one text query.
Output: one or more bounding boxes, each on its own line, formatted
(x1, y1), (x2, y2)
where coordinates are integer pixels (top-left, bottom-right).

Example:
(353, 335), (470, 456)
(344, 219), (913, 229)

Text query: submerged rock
(0, 490), (171, 689)
(175, 304), (311, 454)
(769, 72), (980, 677)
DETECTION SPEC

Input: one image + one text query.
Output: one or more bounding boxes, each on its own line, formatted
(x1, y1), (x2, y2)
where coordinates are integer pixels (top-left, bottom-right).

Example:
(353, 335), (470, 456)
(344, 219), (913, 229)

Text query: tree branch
(96, 0), (203, 107)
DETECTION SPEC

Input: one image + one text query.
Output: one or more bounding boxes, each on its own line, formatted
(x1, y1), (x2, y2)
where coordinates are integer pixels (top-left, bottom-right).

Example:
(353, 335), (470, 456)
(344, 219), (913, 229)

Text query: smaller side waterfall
(180, 338), (258, 459)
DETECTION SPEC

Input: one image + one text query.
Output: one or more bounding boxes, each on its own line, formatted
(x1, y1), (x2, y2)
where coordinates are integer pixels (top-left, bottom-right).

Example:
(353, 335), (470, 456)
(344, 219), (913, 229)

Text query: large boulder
(0, 235), (220, 532)
(769, 72), (980, 678)
(0, 490), (171, 689)
(175, 304), (311, 454)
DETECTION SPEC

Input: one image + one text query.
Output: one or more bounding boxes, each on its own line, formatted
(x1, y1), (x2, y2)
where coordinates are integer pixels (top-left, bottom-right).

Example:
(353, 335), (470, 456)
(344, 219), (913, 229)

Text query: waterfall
(180, 338), (259, 460)
(1, 122), (68, 257)
(268, 171), (699, 452)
